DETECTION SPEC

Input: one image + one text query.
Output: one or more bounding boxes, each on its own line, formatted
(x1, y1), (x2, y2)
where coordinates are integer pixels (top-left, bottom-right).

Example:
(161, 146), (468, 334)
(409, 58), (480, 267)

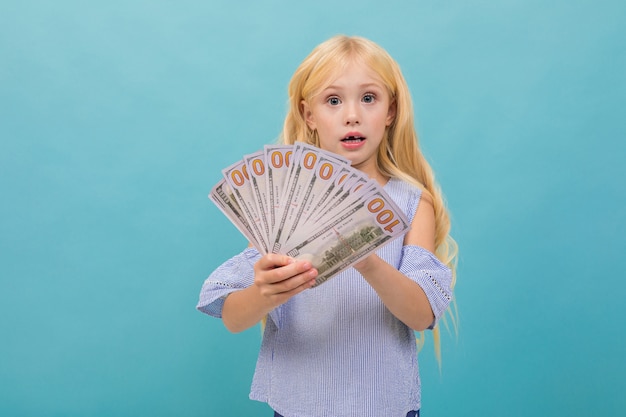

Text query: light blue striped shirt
(197, 178), (453, 417)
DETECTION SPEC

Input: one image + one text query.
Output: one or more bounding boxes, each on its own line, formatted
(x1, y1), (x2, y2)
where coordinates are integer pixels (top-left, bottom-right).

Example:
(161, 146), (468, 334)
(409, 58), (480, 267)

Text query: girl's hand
(253, 253), (318, 308)
(222, 252), (317, 333)
(353, 253), (379, 273)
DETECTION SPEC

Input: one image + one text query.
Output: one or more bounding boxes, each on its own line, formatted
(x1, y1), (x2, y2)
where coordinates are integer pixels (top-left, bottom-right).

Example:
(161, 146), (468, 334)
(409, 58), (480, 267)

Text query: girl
(197, 35), (457, 417)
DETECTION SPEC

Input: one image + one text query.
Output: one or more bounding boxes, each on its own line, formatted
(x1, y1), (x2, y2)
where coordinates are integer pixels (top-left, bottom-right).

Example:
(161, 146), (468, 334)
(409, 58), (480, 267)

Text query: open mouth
(341, 136), (365, 143)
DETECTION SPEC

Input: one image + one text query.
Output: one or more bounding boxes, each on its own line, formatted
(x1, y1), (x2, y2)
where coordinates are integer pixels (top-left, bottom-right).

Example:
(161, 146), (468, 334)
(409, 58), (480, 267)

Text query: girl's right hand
(222, 252), (318, 333)
(253, 253), (318, 307)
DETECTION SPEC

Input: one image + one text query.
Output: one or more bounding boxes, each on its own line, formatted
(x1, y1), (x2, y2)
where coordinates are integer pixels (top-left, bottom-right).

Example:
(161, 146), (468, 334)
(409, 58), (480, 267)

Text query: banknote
(299, 165), (353, 226)
(286, 177), (376, 247)
(210, 142), (410, 286)
(290, 156), (349, 239)
(264, 144), (294, 240)
(278, 143), (354, 247)
(307, 170), (372, 225)
(283, 185), (410, 286)
(208, 179), (262, 251)
(222, 159), (269, 253)
(244, 150), (271, 245)
(285, 176), (374, 249)
(271, 143), (313, 252)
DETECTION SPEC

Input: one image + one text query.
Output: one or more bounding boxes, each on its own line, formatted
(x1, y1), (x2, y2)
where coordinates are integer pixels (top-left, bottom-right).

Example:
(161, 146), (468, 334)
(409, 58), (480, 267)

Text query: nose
(344, 101), (360, 125)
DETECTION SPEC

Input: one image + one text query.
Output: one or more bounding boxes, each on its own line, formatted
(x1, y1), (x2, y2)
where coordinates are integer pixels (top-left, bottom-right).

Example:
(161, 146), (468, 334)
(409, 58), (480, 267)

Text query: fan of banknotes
(209, 142), (410, 287)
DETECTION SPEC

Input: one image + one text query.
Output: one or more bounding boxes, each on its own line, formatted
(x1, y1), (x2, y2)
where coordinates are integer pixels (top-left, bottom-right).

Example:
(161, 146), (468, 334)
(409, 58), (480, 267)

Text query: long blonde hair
(281, 35), (458, 363)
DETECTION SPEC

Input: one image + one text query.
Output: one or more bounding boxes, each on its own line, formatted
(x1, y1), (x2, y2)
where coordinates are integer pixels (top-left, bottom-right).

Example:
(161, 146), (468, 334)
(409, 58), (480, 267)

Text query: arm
(221, 253), (318, 333)
(353, 193), (438, 331)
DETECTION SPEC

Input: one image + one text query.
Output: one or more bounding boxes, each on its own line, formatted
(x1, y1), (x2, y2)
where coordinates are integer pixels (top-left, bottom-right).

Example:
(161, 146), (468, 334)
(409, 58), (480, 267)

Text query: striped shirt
(197, 178), (453, 417)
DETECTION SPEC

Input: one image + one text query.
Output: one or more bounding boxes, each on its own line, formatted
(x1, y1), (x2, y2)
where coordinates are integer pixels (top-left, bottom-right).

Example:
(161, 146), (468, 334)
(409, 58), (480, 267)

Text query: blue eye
(362, 94), (375, 103)
(327, 96), (341, 105)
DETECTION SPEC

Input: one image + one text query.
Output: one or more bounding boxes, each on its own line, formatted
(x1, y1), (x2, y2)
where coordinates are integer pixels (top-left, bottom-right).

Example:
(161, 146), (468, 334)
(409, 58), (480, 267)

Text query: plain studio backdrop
(1, 1), (624, 416)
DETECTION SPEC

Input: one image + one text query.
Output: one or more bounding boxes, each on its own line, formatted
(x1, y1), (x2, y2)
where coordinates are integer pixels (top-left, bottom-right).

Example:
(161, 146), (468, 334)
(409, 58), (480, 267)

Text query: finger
(273, 266), (318, 294)
(272, 268), (318, 301)
(267, 259), (317, 284)
(256, 253), (295, 271)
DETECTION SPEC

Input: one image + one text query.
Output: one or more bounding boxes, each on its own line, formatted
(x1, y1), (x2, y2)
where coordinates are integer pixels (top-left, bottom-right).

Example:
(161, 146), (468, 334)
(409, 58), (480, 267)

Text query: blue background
(1, 0), (625, 416)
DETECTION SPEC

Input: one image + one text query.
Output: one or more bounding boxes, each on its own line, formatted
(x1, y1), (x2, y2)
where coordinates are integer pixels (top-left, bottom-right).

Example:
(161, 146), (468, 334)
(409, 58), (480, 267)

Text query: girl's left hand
(352, 253), (379, 274)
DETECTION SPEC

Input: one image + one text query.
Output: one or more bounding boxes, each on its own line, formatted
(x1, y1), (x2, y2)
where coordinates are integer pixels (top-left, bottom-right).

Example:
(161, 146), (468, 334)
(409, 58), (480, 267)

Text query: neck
(352, 162), (389, 187)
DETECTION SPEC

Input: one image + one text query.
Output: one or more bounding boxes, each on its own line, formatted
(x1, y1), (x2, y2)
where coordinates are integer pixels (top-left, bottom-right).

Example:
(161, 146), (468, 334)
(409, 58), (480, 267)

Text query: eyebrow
(323, 82), (384, 91)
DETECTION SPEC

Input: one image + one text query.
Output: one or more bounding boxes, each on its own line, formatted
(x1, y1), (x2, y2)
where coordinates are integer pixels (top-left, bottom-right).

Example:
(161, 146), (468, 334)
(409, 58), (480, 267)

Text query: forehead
(330, 62), (384, 86)
(317, 57), (386, 90)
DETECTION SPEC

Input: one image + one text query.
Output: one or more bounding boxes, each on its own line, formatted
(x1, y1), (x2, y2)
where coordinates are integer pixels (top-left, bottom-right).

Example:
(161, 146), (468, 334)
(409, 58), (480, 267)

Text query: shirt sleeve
(196, 247), (261, 318)
(398, 245), (453, 329)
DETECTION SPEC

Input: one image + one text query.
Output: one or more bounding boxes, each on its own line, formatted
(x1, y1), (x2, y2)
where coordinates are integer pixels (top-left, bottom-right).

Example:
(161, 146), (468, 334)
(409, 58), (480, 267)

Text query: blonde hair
(280, 35), (459, 363)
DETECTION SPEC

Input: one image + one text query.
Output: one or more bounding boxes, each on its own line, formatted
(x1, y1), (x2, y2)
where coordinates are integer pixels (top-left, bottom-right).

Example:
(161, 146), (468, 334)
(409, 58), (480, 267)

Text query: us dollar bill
(282, 144), (352, 243)
(222, 159), (269, 253)
(271, 142), (312, 252)
(294, 157), (349, 237)
(209, 143), (412, 286)
(283, 185), (410, 286)
(299, 166), (352, 226)
(287, 177), (375, 247)
(244, 150), (271, 245)
(264, 144), (294, 242)
(308, 170), (372, 225)
(208, 179), (264, 253)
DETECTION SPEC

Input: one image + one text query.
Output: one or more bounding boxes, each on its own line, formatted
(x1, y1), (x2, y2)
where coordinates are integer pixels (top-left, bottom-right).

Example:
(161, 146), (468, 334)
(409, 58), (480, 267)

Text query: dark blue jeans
(274, 411), (419, 417)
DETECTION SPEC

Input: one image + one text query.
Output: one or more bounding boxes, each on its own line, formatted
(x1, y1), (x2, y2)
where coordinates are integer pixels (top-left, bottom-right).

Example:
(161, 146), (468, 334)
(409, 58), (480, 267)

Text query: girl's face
(302, 60), (396, 181)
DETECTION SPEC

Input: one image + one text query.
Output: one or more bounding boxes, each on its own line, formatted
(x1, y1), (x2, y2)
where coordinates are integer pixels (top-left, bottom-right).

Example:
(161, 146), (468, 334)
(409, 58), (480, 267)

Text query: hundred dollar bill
(299, 165), (352, 226)
(308, 170), (372, 225)
(294, 157), (348, 237)
(222, 159), (269, 253)
(271, 142), (316, 252)
(208, 178), (264, 252)
(282, 145), (352, 243)
(283, 185), (410, 286)
(244, 150), (271, 245)
(287, 177), (375, 248)
(272, 142), (351, 252)
(264, 144), (294, 240)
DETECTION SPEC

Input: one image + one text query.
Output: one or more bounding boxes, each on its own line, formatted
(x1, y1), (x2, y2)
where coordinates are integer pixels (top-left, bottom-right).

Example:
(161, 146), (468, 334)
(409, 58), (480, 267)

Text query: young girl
(197, 35), (457, 417)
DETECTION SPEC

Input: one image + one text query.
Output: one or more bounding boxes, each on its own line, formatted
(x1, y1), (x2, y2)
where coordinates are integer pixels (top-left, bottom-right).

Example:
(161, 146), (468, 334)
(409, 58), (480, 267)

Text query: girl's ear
(301, 100), (316, 130)
(386, 100), (397, 126)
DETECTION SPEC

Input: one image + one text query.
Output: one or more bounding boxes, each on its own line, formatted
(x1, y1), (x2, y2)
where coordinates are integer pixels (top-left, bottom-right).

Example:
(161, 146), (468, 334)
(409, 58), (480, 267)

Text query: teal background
(1, 0), (624, 416)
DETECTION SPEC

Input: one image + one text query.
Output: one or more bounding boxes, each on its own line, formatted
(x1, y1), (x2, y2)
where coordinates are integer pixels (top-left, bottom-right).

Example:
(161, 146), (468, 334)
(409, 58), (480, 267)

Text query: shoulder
(385, 179), (435, 252)
(385, 177), (429, 222)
